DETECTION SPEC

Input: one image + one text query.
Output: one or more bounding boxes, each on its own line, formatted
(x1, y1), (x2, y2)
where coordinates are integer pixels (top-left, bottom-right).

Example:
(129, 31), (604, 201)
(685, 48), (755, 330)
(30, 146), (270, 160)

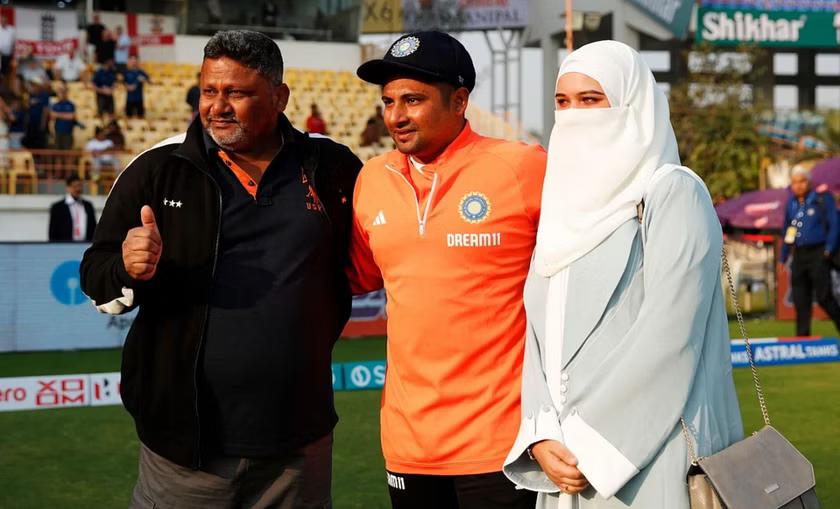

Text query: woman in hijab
(503, 41), (744, 508)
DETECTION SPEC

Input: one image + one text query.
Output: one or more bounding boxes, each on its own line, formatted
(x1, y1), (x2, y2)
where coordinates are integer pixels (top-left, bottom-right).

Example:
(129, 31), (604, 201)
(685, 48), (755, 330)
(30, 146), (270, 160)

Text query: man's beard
(205, 115), (249, 151)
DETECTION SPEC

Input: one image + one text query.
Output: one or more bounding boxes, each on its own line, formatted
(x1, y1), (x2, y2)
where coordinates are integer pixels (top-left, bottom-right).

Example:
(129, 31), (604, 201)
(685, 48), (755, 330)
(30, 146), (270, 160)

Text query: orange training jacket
(349, 122), (547, 475)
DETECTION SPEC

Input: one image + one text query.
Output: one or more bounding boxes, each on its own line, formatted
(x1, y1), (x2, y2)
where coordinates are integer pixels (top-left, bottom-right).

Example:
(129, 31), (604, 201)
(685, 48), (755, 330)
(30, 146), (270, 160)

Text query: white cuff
(93, 287), (135, 314)
(503, 406), (565, 493)
(561, 410), (639, 499)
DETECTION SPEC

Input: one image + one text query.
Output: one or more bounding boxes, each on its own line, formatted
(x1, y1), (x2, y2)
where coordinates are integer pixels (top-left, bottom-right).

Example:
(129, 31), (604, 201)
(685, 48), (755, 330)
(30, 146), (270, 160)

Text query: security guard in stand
(780, 167), (840, 336)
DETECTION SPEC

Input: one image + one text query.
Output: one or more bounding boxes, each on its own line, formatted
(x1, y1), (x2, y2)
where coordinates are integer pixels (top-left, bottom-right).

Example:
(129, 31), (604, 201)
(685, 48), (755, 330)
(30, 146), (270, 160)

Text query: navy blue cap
(357, 31), (476, 92)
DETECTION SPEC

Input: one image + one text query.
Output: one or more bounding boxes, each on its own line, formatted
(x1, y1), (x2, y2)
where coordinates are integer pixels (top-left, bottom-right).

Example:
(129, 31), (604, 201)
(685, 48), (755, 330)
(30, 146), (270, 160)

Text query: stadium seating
(7, 150), (38, 194)
(52, 62), (394, 156)
(1, 61), (536, 194)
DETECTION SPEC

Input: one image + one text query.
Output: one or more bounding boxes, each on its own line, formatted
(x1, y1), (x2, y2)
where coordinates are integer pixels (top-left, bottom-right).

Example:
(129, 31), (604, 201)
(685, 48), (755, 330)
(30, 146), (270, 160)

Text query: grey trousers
(129, 434), (333, 509)
(54, 132), (74, 150)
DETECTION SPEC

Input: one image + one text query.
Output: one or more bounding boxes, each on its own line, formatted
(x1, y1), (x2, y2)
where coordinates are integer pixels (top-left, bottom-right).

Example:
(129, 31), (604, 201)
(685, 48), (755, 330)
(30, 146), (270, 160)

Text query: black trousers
(791, 245), (840, 336)
(125, 101), (145, 118)
(387, 470), (536, 509)
(0, 55), (11, 76)
(96, 93), (114, 115)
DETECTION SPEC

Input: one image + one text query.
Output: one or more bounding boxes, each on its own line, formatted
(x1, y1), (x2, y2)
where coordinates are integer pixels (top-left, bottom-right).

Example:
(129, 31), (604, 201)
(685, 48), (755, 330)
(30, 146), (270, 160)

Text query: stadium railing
(0, 149), (132, 196)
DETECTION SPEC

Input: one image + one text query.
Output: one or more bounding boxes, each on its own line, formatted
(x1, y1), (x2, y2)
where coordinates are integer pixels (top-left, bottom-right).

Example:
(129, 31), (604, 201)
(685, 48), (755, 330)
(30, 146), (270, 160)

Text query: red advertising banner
(11, 7), (79, 60)
(0, 372), (122, 412)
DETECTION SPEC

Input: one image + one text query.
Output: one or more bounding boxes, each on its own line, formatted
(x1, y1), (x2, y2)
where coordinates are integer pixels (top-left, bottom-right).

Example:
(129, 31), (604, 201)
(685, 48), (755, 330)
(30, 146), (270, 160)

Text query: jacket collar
(384, 120), (479, 172)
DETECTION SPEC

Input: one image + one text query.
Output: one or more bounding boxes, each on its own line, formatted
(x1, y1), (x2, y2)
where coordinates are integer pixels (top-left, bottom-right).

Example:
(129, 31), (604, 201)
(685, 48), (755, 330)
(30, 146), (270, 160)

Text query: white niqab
(534, 41), (681, 277)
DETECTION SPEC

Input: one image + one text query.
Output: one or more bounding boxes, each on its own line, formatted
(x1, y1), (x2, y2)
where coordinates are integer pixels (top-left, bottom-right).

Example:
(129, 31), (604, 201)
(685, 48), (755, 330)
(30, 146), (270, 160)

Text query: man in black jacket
(80, 30), (362, 508)
(49, 174), (97, 242)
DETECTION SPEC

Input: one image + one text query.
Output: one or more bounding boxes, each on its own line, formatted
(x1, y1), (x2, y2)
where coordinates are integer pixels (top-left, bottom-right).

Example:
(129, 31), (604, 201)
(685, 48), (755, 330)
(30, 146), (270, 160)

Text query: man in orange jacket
(349, 31), (550, 508)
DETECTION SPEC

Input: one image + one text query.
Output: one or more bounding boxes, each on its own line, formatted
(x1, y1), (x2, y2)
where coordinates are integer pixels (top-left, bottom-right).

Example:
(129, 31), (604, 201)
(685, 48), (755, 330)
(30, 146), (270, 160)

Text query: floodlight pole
(483, 29), (524, 130)
(565, 0), (573, 52)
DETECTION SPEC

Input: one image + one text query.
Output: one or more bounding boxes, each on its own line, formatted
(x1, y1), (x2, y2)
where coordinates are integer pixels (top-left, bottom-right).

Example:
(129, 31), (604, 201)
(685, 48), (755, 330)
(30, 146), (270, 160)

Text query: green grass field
(0, 321), (838, 508)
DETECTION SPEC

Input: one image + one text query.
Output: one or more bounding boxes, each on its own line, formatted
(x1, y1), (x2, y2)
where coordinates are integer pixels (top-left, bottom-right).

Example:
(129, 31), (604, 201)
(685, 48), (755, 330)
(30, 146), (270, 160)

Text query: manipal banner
(362, 0), (528, 34)
(697, 8), (840, 48)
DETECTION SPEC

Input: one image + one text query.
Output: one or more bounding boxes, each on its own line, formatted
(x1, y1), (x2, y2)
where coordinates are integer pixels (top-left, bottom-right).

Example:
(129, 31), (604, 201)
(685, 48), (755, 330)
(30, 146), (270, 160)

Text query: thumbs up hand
(122, 205), (163, 281)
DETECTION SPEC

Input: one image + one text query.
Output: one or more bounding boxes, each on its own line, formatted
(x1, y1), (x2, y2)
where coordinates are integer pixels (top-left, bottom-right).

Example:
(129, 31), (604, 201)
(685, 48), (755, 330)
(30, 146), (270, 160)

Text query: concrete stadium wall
(0, 195), (107, 242)
(173, 35), (363, 71)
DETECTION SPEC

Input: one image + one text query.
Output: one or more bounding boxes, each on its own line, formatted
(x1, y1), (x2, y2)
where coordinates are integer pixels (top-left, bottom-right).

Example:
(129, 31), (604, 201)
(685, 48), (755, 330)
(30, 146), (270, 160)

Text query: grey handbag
(681, 248), (820, 509)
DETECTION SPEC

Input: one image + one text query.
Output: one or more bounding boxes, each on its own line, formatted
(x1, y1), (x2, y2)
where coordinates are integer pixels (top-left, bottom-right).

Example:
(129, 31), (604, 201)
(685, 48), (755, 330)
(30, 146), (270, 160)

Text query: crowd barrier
(1, 148), (133, 196)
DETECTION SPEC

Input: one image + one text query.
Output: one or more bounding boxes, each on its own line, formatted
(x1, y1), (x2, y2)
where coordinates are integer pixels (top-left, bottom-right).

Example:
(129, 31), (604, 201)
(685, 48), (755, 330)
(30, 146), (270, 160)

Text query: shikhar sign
(697, 8), (840, 48)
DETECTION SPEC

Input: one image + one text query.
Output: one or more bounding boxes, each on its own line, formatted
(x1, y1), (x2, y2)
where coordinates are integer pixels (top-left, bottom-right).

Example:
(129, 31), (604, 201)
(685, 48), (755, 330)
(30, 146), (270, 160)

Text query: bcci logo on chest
(449, 192), (502, 248)
(459, 192), (491, 224)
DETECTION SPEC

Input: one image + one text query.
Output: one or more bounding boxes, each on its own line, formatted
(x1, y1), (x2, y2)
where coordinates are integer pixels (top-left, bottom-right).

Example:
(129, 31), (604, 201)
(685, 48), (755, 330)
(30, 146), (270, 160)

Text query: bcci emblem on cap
(459, 192), (491, 224)
(391, 36), (420, 58)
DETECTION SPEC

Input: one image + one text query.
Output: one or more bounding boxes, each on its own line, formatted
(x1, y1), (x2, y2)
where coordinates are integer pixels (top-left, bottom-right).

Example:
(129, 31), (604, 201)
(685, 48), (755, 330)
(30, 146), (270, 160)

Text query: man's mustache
(207, 114), (239, 123)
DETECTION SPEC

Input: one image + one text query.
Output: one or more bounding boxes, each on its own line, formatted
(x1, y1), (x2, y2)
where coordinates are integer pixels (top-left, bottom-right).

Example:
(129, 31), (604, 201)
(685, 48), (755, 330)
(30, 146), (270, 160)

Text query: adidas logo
(372, 210), (387, 226)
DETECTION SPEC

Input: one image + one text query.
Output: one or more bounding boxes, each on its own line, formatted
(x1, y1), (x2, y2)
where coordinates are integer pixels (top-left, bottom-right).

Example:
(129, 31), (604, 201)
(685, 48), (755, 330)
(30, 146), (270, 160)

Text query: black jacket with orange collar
(80, 114), (362, 468)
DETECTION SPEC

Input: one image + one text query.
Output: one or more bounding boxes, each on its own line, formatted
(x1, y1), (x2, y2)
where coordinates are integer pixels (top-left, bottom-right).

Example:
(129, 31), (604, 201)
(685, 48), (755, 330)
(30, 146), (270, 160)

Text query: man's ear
(274, 83), (290, 113)
(453, 87), (469, 116)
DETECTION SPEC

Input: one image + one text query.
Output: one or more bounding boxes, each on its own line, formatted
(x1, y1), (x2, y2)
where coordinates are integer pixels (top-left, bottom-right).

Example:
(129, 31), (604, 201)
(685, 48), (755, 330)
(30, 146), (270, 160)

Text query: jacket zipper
(174, 153), (222, 469)
(384, 164), (438, 236)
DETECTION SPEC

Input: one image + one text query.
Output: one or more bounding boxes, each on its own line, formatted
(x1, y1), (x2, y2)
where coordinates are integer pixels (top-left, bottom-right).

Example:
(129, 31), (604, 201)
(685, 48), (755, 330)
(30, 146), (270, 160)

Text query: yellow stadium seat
(8, 151), (38, 194)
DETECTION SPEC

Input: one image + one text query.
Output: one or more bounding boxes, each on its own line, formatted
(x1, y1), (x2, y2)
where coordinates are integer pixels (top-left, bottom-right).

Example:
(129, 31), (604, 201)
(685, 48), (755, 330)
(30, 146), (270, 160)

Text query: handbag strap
(681, 245), (771, 464)
(721, 245), (770, 427)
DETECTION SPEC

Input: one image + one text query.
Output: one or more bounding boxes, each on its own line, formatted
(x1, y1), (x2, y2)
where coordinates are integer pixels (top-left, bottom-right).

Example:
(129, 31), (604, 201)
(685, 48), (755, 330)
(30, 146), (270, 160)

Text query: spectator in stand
(0, 96), (12, 152)
(114, 26), (131, 75)
(207, 0), (223, 24)
(123, 55), (151, 118)
(360, 117), (380, 147)
(368, 104), (387, 139)
(85, 14), (105, 64)
(17, 48), (49, 85)
(305, 103), (327, 134)
(86, 126), (118, 180)
(262, 1), (278, 26)
(0, 77), (18, 155)
(8, 97), (25, 149)
(8, 74), (25, 101)
(23, 77), (50, 149)
(16, 46), (35, 71)
(54, 49), (87, 82)
(185, 72), (200, 119)
(106, 118), (125, 151)
(51, 84), (77, 150)
(97, 29), (116, 66)
(93, 59), (117, 119)
(0, 14), (15, 80)
(0, 73), (17, 102)
(49, 174), (97, 242)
